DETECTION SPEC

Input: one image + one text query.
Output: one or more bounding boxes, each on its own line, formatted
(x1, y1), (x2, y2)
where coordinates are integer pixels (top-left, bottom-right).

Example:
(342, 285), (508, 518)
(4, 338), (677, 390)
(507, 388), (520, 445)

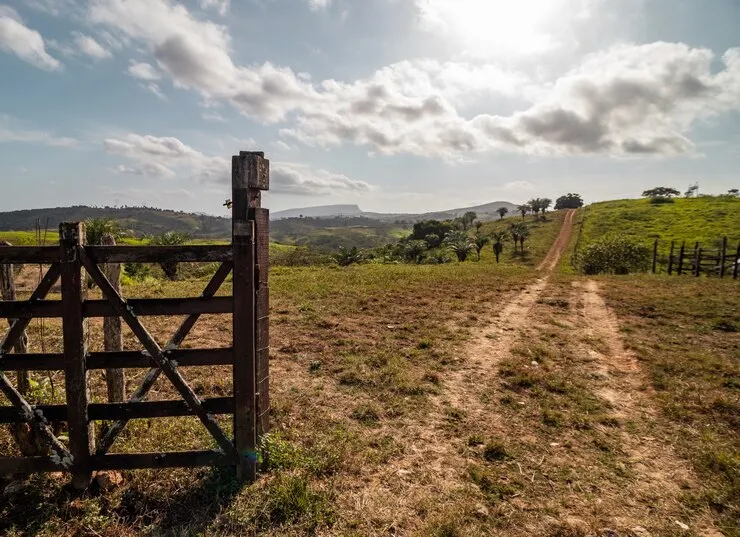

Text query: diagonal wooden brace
(0, 264), (61, 360)
(96, 261), (232, 455)
(79, 249), (237, 459)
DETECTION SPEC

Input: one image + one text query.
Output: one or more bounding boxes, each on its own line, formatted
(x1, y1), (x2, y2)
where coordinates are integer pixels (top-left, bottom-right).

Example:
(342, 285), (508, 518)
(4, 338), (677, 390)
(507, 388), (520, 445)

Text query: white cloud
(202, 111), (227, 122)
(87, 1), (740, 158)
(0, 7), (62, 71)
(72, 32), (112, 59)
(199, 0), (229, 16)
(504, 181), (535, 191)
(0, 126), (78, 147)
(127, 61), (161, 80)
(271, 164), (373, 195)
(308, 0), (331, 11)
(103, 133), (373, 195)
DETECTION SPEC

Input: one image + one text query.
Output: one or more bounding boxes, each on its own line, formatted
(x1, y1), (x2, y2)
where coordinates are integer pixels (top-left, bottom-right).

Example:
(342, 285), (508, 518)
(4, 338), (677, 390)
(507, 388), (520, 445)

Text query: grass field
(0, 204), (738, 536)
(479, 210), (566, 267)
(576, 196), (740, 262)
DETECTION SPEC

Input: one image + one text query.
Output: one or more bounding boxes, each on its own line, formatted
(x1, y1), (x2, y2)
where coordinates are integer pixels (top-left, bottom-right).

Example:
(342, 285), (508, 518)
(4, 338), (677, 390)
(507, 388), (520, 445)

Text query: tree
(496, 207), (509, 220)
(85, 218), (124, 246)
(491, 231), (507, 263)
(443, 231), (475, 262)
(684, 183), (699, 198)
(333, 246), (362, 266)
(540, 198), (552, 215)
(528, 198), (542, 216)
(642, 187), (680, 198)
(410, 220), (453, 244)
(460, 211), (478, 231)
(403, 240), (427, 264)
(149, 231), (190, 280)
(509, 222), (530, 253)
(517, 204), (530, 218)
(554, 193), (584, 210)
(424, 233), (440, 249)
(473, 233), (490, 261)
(728, 188), (738, 197)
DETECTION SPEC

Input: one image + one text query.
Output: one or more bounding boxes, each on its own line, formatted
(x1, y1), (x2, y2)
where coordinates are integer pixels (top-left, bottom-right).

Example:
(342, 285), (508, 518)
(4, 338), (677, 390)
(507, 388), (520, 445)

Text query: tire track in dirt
(363, 211), (578, 532)
(577, 279), (725, 536)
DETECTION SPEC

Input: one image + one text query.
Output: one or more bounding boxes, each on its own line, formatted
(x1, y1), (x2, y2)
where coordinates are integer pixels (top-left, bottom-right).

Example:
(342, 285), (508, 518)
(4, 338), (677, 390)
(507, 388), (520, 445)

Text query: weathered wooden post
(0, 242), (30, 395)
(102, 234), (125, 402)
(719, 236), (728, 279)
(667, 240), (675, 275)
(694, 246), (702, 277)
(735, 243), (740, 280)
(677, 241), (686, 275)
(232, 151), (270, 482)
(59, 223), (93, 489)
(652, 238), (658, 274)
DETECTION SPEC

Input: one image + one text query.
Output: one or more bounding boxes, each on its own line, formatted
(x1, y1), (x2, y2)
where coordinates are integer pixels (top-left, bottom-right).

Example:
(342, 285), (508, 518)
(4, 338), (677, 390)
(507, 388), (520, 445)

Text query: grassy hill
(0, 206), (230, 239)
(575, 196), (740, 260)
(270, 216), (408, 251)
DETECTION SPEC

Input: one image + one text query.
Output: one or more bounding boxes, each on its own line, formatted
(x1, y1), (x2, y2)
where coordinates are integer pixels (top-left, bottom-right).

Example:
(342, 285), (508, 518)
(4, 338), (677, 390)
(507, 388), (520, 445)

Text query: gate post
(59, 223), (93, 489)
(232, 151), (270, 482)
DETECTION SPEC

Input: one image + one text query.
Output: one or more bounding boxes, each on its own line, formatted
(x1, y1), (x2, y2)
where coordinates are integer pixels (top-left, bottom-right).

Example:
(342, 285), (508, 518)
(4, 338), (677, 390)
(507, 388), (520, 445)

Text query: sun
(420, 0), (561, 55)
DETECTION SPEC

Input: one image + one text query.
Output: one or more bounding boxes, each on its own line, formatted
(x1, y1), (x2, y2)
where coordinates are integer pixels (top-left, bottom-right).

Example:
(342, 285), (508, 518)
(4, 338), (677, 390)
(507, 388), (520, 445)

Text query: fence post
(719, 237), (727, 278)
(667, 240), (675, 275)
(734, 243), (740, 280)
(232, 152), (267, 482)
(60, 223), (93, 489)
(694, 246), (701, 277)
(677, 241), (686, 275)
(0, 241), (30, 395)
(102, 234), (125, 402)
(652, 238), (658, 274)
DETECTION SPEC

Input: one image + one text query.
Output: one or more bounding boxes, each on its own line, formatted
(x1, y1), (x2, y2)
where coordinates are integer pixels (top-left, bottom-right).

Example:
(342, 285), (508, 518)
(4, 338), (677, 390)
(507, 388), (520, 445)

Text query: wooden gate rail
(0, 151), (270, 486)
(654, 237), (740, 278)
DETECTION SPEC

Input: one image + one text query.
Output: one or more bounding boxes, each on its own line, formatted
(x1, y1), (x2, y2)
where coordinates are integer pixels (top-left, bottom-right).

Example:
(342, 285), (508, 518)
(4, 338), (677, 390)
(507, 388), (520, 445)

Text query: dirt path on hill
(575, 280), (725, 536)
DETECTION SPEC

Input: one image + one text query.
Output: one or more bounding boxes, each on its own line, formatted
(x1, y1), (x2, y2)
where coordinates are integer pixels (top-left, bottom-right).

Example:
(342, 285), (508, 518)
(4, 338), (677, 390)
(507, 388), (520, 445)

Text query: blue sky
(1, 0), (739, 215)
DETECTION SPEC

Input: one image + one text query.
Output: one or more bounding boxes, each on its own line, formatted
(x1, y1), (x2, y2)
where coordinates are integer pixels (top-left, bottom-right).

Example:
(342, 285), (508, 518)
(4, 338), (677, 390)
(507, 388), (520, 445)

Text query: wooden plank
(651, 238), (658, 274)
(102, 234), (125, 403)
(84, 296), (233, 317)
(719, 237), (727, 278)
(0, 456), (66, 474)
(254, 207), (270, 440)
(694, 245), (701, 277)
(677, 241), (686, 275)
(79, 248), (238, 460)
(95, 263), (232, 455)
(85, 245), (232, 264)
(0, 264), (61, 356)
(0, 397), (234, 423)
(0, 246), (57, 264)
(735, 243), (740, 280)
(0, 300), (63, 318)
(232, 152), (259, 482)
(0, 348), (233, 371)
(92, 450), (232, 470)
(0, 241), (30, 395)
(667, 240), (675, 275)
(238, 151), (270, 190)
(59, 222), (93, 489)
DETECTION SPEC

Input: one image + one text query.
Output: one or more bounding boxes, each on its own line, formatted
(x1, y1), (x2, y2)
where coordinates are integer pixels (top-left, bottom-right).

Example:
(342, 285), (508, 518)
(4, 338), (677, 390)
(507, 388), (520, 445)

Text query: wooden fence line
(653, 237), (739, 279)
(0, 151), (270, 487)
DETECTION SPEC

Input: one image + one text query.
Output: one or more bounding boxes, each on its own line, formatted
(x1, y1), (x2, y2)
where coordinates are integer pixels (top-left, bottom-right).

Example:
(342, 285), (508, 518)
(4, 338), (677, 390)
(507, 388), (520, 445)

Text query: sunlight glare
(420, 0), (562, 55)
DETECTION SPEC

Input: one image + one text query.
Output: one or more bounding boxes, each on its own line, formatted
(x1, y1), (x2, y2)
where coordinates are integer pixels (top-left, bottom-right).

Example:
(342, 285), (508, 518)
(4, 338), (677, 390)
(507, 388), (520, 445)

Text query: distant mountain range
(0, 200), (519, 241)
(271, 201), (519, 222)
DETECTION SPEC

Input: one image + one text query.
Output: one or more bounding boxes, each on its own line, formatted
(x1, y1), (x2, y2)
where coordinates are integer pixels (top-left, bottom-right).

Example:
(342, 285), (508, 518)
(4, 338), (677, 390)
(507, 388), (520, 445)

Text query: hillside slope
(576, 196), (740, 257)
(0, 206), (230, 238)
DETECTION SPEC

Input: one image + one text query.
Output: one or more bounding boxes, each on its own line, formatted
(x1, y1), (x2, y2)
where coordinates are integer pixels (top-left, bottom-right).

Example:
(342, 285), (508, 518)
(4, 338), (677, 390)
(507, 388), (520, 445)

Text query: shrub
(577, 234), (651, 275)
(649, 196), (675, 205)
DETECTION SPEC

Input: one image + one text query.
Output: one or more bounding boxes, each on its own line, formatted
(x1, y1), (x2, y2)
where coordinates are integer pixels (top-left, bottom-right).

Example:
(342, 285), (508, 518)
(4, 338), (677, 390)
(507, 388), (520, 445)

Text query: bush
(649, 196), (675, 205)
(577, 235), (651, 275)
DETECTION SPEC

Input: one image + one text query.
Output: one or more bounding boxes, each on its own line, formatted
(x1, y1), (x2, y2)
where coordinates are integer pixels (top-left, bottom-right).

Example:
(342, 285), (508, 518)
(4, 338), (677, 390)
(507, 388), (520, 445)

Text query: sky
(1, 0), (739, 215)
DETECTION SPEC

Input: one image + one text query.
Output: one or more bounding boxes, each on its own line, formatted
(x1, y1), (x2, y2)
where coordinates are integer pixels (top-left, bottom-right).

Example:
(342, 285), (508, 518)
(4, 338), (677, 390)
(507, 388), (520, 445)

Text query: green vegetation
(270, 216), (409, 251)
(577, 234), (651, 275)
(575, 196), (740, 268)
(554, 193), (584, 210)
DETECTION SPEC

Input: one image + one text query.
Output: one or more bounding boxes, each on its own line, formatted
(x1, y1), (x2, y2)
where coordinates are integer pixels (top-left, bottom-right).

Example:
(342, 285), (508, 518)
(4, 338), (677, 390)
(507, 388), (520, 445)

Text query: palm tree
(509, 222), (529, 253)
(460, 211), (477, 231)
(496, 207), (509, 220)
(473, 233), (490, 261)
(527, 198), (542, 217)
(517, 204), (530, 218)
(540, 198), (552, 215)
(444, 231), (475, 262)
(149, 231), (191, 280)
(491, 231), (507, 263)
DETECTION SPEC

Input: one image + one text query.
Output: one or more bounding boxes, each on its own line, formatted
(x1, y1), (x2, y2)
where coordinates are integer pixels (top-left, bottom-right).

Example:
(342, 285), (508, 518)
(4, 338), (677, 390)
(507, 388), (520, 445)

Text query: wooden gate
(0, 151), (270, 487)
